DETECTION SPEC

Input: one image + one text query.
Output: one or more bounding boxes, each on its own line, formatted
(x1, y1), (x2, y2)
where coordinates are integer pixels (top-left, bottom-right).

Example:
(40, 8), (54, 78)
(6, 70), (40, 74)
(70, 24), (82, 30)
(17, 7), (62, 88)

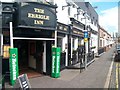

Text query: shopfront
(57, 22), (69, 70)
(68, 18), (84, 66)
(2, 2), (57, 78)
(70, 28), (84, 65)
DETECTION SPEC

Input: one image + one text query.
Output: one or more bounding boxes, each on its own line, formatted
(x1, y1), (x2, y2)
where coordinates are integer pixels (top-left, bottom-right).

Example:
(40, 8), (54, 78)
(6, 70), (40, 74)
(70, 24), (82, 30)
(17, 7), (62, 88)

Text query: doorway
(14, 40), (45, 78)
(28, 41), (44, 73)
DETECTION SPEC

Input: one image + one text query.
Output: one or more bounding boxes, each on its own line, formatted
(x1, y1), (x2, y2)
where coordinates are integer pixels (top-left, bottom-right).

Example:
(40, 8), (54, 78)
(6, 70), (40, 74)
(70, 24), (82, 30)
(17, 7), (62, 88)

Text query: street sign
(84, 38), (88, 42)
(9, 48), (19, 86)
(84, 32), (88, 38)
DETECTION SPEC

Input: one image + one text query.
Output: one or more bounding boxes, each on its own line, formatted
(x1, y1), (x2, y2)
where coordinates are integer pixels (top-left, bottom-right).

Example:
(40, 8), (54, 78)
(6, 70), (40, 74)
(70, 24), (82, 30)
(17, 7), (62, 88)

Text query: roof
(75, 2), (98, 23)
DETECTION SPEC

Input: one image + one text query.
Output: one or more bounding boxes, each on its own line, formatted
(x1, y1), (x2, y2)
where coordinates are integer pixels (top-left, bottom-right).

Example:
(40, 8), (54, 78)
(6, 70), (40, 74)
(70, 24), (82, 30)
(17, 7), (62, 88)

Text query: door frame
(0, 34), (3, 56)
(28, 41), (36, 69)
(28, 40), (47, 73)
(43, 41), (46, 73)
(12, 37), (54, 74)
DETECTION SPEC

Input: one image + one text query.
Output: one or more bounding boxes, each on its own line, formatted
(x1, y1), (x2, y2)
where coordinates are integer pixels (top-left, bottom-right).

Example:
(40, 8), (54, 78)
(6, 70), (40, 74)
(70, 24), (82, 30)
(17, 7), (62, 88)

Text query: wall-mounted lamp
(62, 3), (71, 10)
(74, 7), (82, 19)
(62, 2), (77, 10)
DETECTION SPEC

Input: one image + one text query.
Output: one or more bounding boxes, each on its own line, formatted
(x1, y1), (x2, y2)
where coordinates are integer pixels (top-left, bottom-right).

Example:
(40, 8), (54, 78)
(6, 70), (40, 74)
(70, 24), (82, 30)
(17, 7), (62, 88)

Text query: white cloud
(66, 0), (119, 2)
(99, 6), (118, 33)
(0, 0), (14, 2)
(85, 0), (119, 2)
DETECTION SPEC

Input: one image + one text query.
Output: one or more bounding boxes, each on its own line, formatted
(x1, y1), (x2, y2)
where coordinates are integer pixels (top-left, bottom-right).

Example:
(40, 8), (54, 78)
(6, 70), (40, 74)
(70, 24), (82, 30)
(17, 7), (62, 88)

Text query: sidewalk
(29, 46), (115, 88)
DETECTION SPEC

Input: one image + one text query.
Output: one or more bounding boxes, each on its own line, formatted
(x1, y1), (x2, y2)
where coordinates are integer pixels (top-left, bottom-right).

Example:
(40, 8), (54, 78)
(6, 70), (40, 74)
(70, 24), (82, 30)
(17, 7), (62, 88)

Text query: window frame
(0, 34), (3, 56)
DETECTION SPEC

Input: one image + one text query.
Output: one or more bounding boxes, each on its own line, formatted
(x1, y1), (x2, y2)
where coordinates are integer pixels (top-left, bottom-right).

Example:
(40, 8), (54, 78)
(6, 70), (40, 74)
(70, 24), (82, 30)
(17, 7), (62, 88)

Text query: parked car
(114, 44), (120, 62)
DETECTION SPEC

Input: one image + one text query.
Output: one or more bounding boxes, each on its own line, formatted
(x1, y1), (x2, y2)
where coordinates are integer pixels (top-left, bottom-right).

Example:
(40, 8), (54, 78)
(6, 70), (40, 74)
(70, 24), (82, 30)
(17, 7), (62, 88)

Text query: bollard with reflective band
(51, 48), (56, 77)
(55, 47), (61, 78)
(9, 48), (19, 86)
(51, 47), (61, 78)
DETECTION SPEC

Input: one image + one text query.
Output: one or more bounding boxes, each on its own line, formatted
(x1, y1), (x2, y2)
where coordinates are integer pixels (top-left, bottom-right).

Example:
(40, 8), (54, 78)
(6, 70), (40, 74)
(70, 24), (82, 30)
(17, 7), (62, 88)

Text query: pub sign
(17, 2), (57, 30)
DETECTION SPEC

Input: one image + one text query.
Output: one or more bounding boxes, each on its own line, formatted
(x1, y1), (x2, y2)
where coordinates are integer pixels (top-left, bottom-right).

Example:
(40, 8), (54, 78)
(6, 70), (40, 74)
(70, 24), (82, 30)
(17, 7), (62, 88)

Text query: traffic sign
(84, 38), (88, 42)
(84, 32), (88, 38)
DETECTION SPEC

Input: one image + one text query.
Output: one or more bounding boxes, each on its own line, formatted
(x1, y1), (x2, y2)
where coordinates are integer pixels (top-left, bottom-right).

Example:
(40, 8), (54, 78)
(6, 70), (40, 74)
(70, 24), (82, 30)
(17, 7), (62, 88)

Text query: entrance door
(28, 41), (36, 69)
(35, 41), (44, 73)
(28, 41), (44, 73)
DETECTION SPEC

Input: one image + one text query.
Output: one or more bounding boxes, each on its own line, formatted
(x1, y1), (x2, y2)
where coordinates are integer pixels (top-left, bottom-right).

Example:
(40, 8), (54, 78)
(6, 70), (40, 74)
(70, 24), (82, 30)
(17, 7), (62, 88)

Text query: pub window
(91, 39), (92, 46)
(3, 44), (10, 59)
(72, 38), (75, 50)
(95, 20), (98, 26)
(57, 37), (63, 51)
(100, 40), (102, 47)
(68, 7), (71, 16)
(3, 36), (10, 44)
(78, 40), (81, 46)
(0, 34), (3, 56)
(91, 19), (93, 24)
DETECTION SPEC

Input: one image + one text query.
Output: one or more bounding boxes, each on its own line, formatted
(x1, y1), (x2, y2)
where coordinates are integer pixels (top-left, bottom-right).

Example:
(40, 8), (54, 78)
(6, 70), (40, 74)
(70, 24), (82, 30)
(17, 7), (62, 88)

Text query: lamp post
(84, 13), (87, 69)
(82, 11), (88, 69)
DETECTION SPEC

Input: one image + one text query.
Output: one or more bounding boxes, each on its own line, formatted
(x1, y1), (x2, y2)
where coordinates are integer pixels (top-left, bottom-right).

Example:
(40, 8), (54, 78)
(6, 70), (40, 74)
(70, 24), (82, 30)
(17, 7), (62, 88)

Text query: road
(109, 59), (120, 89)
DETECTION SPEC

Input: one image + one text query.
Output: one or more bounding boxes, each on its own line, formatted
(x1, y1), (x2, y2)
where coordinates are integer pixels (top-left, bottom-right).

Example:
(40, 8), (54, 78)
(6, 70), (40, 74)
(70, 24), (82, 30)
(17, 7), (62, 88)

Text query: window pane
(57, 38), (62, 51)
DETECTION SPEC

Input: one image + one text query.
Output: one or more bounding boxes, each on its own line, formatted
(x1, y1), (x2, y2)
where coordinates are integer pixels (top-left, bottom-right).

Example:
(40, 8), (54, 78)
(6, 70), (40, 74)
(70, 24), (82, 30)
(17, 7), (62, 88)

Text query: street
(0, 1), (119, 90)
(109, 58), (120, 89)
(28, 45), (115, 88)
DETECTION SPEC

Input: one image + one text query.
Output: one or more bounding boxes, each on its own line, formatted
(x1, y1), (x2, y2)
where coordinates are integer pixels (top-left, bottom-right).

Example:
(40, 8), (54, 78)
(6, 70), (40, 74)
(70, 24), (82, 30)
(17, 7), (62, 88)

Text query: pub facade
(1, 1), (100, 83)
(56, 22), (69, 70)
(68, 18), (84, 66)
(2, 2), (58, 78)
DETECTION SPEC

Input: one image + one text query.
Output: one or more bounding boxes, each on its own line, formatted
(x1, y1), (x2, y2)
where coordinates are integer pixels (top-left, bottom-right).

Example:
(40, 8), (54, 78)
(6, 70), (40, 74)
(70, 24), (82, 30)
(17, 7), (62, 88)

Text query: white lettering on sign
(12, 57), (17, 80)
(22, 81), (29, 89)
(56, 56), (60, 73)
(52, 56), (55, 73)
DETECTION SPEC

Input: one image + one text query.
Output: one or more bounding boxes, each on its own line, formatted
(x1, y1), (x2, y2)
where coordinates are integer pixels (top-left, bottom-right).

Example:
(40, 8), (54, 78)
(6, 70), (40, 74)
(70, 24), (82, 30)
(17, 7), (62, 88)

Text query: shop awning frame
(13, 37), (55, 41)
(10, 22), (56, 48)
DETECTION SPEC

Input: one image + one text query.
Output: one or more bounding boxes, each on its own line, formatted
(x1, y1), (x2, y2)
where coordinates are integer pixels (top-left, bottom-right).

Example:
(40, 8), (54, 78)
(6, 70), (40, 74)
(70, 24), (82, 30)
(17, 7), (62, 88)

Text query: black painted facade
(57, 22), (69, 70)
(68, 18), (84, 66)
(2, 2), (57, 78)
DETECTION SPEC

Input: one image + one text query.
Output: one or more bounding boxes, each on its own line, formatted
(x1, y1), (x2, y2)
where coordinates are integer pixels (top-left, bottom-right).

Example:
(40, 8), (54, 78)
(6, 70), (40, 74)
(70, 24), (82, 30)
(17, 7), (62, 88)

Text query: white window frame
(57, 36), (63, 51)
(0, 34), (3, 56)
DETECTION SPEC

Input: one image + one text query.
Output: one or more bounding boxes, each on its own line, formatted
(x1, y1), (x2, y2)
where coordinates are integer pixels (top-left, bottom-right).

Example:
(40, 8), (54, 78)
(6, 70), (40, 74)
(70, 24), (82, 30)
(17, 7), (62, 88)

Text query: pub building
(56, 22), (69, 70)
(68, 18), (84, 66)
(2, 2), (58, 78)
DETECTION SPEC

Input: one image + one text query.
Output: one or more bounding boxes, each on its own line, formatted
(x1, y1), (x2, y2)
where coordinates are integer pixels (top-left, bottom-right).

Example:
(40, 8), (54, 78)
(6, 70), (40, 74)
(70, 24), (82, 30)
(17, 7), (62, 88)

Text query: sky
(90, 1), (119, 35)
(0, 0), (119, 35)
